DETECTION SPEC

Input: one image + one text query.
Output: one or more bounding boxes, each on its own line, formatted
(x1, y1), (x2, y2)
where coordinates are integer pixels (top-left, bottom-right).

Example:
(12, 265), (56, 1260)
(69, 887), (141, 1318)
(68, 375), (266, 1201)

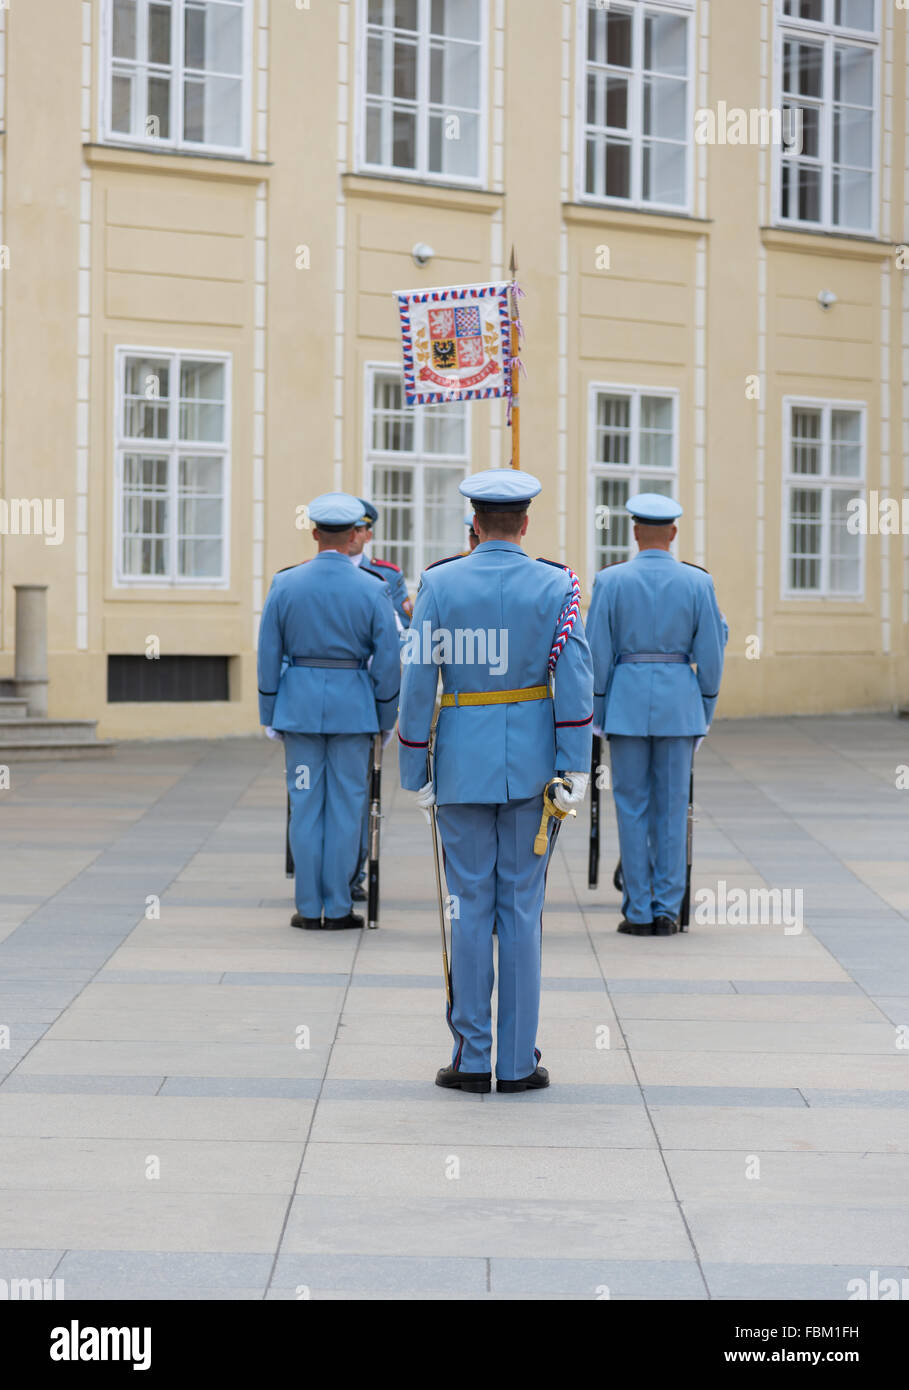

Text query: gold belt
(440, 685), (550, 708)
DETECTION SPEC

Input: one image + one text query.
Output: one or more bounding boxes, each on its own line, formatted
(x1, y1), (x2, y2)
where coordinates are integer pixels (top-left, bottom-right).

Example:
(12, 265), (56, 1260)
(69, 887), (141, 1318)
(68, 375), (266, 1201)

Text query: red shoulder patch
(424, 553), (464, 572)
(372, 557), (402, 572)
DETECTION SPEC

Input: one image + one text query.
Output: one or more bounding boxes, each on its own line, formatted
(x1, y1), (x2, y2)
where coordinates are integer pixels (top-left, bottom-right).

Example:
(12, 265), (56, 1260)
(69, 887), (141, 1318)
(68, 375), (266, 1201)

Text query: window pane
(833, 104), (872, 166)
(594, 475), (631, 566)
(604, 138), (632, 197)
(830, 410), (862, 475)
(111, 71), (133, 133)
(644, 12), (687, 77)
(791, 408), (822, 473)
(784, 0), (824, 19)
(833, 166), (871, 226)
(643, 76), (686, 139)
(183, 73), (242, 146)
(429, 111), (479, 178)
(184, 0), (243, 75)
(781, 161), (822, 221)
(392, 106), (417, 167)
(372, 465), (415, 574)
(788, 487), (822, 590)
(394, 39), (418, 101)
(430, 38), (479, 109)
(123, 357), (171, 439)
(180, 360), (226, 441)
(179, 497), (222, 535)
(834, 45), (873, 106)
(606, 9), (633, 68)
(431, 0), (480, 42)
(423, 466), (466, 567)
(783, 40), (823, 99)
(113, 0), (138, 60)
(423, 402), (467, 456)
(180, 455), (223, 493)
(372, 376), (415, 453)
(595, 395), (631, 465)
(148, 2), (172, 65)
(830, 488), (862, 593)
(366, 35), (384, 95)
(640, 396), (674, 468)
(179, 538), (222, 577)
(642, 140), (686, 205)
(365, 101), (385, 163)
(148, 76), (171, 139)
(836, 0), (875, 31)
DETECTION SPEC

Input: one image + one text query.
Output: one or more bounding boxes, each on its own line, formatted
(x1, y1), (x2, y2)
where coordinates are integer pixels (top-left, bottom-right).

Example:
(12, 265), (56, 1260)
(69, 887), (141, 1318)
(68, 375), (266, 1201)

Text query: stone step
(0, 740), (116, 762)
(0, 718), (104, 745)
(0, 697), (29, 720)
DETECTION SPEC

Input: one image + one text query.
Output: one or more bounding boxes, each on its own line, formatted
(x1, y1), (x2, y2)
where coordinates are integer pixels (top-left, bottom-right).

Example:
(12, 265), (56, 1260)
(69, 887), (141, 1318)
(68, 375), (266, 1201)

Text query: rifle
(679, 761), (695, 931)
(285, 794), (294, 878)
(367, 733), (383, 929)
(588, 734), (601, 888)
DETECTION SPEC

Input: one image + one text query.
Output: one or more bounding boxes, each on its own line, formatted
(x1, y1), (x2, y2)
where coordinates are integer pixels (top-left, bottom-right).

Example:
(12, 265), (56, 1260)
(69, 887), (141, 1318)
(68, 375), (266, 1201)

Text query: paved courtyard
(1, 715), (908, 1301)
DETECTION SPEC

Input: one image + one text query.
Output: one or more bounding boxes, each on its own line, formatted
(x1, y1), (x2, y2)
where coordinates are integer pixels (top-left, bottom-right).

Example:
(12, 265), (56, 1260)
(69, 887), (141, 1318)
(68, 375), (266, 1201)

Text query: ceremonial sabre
(679, 760), (695, 932)
(588, 734), (601, 888)
(426, 732), (452, 1006)
(285, 794), (294, 878)
(367, 733), (383, 929)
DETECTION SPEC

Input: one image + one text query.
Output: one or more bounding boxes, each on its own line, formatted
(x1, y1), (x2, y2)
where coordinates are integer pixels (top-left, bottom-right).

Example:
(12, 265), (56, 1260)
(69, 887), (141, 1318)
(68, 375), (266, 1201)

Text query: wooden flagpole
(508, 245), (520, 469)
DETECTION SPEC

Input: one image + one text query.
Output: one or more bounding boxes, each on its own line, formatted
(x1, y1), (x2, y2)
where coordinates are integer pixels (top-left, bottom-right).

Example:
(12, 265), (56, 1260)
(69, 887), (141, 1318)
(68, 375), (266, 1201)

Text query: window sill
(106, 587), (238, 603)
(343, 172), (503, 214)
(84, 143), (272, 183)
(761, 225), (893, 261)
(562, 202), (711, 237)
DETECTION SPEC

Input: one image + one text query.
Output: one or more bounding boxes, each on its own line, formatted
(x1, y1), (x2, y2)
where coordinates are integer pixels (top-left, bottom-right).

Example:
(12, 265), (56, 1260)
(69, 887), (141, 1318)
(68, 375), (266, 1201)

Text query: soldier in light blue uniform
(258, 492), (401, 930)
(349, 500), (413, 629)
(398, 470), (594, 1094)
(586, 493), (726, 937)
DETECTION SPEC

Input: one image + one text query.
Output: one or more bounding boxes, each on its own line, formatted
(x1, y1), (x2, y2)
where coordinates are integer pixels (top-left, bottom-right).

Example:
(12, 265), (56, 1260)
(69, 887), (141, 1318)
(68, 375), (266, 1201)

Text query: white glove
(381, 728), (395, 749)
(552, 771), (589, 812)
(413, 779), (436, 824)
(265, 726), (284, 742)
(592, 724), (604, 738)
(694, 727), (709, 753)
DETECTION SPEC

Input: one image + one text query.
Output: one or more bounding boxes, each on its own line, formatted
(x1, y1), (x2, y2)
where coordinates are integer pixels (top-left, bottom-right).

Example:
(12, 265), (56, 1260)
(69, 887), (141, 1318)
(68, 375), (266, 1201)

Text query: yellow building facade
(0, 0), (906, 737)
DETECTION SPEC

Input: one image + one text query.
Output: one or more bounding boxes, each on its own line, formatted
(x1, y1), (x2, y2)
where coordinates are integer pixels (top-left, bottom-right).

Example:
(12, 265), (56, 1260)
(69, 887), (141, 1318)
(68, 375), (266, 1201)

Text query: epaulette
(371, 557), (402, 573)
(536, 557), (566, 570)
(424, 553), (464, 572)
(682, 560), (710, 574)
(277, 560), (309, 573)
(360, 565), (385, 581)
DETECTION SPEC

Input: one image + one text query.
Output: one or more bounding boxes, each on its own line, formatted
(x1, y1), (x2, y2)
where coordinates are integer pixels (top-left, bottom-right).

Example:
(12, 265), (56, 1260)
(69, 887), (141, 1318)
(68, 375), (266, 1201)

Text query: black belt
(292, 657), (366, 669)
(617, 653), (690, 664)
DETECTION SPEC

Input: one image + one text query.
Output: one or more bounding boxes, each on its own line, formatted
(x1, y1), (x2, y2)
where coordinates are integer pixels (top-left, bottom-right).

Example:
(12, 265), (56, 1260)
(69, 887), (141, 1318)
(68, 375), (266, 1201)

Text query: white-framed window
(364, 365), (470, 583)
(775, 0), (878, 234)
(782, 397), (865, 598)
(358, 0), (487, 185)
(114, 348), (231, 586)
(101, 0), (251, 155)
(577, 0), (694, 212)
(588, 384), (679, 579)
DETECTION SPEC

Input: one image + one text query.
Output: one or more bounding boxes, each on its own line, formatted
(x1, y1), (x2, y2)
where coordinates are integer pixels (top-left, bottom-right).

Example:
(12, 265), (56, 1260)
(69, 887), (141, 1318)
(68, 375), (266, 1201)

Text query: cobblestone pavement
(1, 715), (907, 1300)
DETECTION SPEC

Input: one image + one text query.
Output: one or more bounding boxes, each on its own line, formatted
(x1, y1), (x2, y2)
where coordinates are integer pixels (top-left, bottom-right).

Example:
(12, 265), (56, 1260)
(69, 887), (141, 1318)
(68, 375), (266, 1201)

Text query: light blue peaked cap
(625, 492), (683, 524)
(459, 469), (542, 510)
(309, 492), (365, 528)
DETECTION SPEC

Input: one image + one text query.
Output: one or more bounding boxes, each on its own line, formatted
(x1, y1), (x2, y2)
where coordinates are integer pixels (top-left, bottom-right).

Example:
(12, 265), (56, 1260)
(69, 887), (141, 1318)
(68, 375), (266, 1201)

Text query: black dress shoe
(617, 918), (653, 936)
(652, 914), (680, 936)
(351, 883), (367, 902)
(497, 1065), (550, 1094)
(435, 1065), (491, 1094)
(322, 912), (364, 931)
(290, 912), (322, 930)
(613, 859), (625, 892)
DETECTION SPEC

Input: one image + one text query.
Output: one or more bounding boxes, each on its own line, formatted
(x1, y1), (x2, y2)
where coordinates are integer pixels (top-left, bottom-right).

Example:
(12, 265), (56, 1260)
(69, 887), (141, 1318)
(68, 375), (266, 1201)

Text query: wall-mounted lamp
(817, 289), (838, 311)
(412, 242), (435, 267)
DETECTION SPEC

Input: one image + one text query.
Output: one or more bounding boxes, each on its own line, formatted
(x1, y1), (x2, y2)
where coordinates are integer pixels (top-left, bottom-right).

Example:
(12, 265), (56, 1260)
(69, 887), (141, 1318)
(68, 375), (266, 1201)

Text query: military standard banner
(393, 281), (514, 407)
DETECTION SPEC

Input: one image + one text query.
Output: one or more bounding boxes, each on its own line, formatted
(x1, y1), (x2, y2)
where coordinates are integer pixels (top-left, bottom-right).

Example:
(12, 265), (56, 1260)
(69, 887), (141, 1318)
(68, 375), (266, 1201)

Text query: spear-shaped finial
(509, 245), (517, 279)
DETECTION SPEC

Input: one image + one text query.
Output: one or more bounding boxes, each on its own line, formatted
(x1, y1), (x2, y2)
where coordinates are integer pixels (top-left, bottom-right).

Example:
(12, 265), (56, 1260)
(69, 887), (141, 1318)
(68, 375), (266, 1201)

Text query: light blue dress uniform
(398, 470), (593, 1082)
(586, 494), (726, 926)
(258, 493), (401, 922)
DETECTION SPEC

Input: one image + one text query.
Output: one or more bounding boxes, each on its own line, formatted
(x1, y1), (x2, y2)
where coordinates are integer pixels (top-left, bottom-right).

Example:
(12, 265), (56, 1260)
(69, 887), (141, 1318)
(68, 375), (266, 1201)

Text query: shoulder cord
(548, 565), (581, 672)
